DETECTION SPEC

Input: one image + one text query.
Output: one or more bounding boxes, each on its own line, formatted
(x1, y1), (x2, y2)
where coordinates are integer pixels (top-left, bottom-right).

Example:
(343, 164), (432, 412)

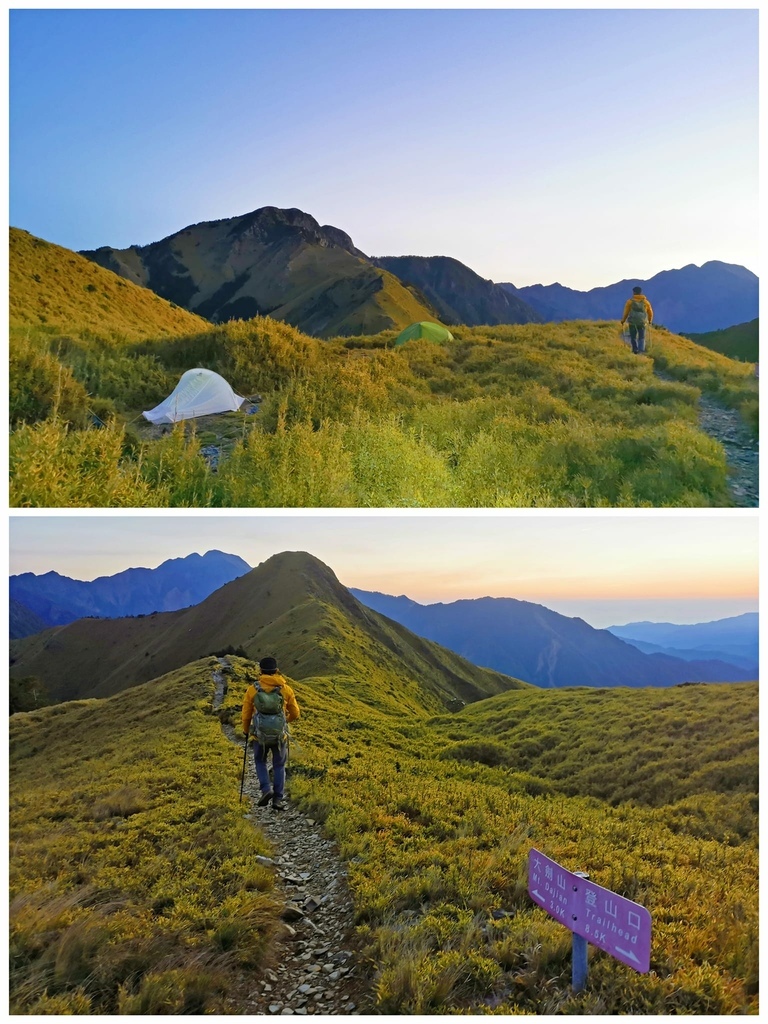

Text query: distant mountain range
(77, 205), (758, 336)
(9, 552), (524, 708)
(349, 589), (755, 687)
(606, 614), (758, 673)
(501, 261), (758, 334)
(11, 550), (755, 689)
(9, 550), (251, 633)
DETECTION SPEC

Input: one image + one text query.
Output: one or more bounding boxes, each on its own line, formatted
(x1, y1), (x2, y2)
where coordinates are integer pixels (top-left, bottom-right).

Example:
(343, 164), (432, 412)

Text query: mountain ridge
(501, 260), (758, 333)
(349, 588), (754, 687)
(606, 612), (758, 671)
(10, 549), (252, 626)
(372, 254), (542, 327)
(9, 551), (527, 709)
(80, 206), (439, 338)
(75, 206), (757, 336)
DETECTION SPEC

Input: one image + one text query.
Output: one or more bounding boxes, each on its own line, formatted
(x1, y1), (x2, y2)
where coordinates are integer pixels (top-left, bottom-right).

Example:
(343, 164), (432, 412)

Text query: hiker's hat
(259, 656), (278, 674)
(632, 286), (642, 294)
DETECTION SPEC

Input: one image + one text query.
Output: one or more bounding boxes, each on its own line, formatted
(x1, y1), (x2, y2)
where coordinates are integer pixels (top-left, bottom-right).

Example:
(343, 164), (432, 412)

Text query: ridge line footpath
(695, 393), (758, 507)
(212, 661), (375, 1016)
(652, 366), (758, 506)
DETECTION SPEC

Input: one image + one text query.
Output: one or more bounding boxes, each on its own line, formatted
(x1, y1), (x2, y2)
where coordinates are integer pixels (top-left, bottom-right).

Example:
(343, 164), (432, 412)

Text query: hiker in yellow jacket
(242, 657), (300, 811)
(621, 286), (654, 354)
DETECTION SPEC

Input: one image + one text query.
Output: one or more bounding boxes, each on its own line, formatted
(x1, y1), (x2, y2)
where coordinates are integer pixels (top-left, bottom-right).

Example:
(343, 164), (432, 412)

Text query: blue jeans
(628, 323), (646, 353)
(253, 741), (287, 798)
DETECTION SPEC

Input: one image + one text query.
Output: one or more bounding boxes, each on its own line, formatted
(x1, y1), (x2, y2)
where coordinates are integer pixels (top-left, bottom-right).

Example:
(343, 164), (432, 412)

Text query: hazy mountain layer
(9, 552), (526, 708)
(81, 207), (437, 338)
(349, 589), (753, 687)
(10, 550), (252, 626)
(607, 613), (758, 671)
(501, 261), (758, 334)
(9, 599), (50, 640)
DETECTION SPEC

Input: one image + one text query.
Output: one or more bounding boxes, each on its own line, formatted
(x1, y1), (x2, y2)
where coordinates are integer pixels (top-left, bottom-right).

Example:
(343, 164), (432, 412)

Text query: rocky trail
(212, 662), (376, 1016)
(696, 393), (759, 507)
(653, 366), (758, 507)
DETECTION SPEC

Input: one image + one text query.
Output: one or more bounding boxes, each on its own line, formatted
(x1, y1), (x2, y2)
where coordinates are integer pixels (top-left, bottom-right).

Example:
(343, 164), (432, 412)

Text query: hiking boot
(272, 797), (287, 811)
(257, 791), (274, 807)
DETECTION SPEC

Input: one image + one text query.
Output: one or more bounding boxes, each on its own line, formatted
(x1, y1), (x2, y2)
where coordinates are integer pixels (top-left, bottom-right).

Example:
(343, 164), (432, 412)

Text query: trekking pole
(239, 736), (249, 804)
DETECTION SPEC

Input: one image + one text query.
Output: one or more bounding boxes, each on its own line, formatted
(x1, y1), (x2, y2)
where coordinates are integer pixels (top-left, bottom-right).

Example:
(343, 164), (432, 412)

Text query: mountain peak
(80, 206), (430, 336)
(11, 550), (524, 709)
(224, 206), (365, 258)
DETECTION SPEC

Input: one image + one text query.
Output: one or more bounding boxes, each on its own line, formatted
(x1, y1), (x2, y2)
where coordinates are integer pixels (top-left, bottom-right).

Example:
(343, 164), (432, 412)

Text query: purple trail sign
(528, 848), (651, 974)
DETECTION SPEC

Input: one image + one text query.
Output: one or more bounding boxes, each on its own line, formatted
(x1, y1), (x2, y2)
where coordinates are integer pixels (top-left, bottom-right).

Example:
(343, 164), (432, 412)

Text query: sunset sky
(9, 8), (757, 289)
(9, 514), (758, 628)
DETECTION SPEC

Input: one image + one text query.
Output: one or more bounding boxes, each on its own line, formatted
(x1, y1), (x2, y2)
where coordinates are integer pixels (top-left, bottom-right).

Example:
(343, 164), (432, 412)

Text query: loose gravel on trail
(695, 392), (759, 507)
(653, 369), (758, 507)
(213, 661), (376, 1016)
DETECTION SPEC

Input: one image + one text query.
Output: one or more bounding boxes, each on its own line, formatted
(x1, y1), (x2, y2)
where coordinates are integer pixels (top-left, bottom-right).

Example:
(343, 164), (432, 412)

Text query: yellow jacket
(621, 295), (653, 324)
(242, 672), (300, 737)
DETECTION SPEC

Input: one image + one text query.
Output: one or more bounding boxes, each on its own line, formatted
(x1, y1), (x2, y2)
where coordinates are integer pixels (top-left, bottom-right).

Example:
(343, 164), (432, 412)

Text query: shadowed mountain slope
(9, 599), (50, 640)
(373, 254), (542, 326)
(502, 261), (758, 334)
(349, 590), (753, 687)
(10, 550), (252, 626)
(81, 207), (438, 338)
(9, 552), (527, 709)
(682, 319), (759, 363)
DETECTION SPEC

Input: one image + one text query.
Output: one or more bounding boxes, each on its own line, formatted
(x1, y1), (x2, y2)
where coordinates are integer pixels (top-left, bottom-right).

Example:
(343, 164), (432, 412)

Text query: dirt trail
(652, 368), (758, 506)
(213, 660), (376, 1016)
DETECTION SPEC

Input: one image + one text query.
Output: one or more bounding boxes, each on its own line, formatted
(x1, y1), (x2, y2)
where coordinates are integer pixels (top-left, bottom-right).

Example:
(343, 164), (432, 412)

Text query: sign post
(528, 848), (652, 990)
(571, 872), (590, 992)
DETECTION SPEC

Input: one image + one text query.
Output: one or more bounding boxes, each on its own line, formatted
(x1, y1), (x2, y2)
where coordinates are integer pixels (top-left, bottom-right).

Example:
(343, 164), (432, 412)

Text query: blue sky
(8, 514), (758, 628)
(9, 8), (758, 289)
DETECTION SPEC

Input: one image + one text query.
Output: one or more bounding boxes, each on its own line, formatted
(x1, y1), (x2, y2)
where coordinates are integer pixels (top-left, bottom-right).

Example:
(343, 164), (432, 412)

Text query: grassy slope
(431, 682), (758, 808)
(9, 238), (759, 507)
(265, 249), (436, 337)
(9, 228), (210, 339)
(9, 552), (526, 709)
(682, 319), (759, 363)
(9, 660), (280, 1014)
(10, 319), (756, 507)
(286, 674), (758, 1014)
(10, 659), (758, 1015)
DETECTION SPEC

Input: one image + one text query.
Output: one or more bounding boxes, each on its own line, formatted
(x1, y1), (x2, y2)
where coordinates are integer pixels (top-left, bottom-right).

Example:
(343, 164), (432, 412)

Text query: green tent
(394, 321), (454, 347)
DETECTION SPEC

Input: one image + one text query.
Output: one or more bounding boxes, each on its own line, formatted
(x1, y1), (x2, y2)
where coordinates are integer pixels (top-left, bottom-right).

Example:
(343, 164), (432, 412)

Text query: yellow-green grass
(432, 682), (758, 813)
(284, 677), (758, 1014)
(10, 228), (209, 339)
(9, 660), (280, 1014)
(10, 315), (757, 507)
(11, 655), (758, 1015)
(649, 326), (758, 434)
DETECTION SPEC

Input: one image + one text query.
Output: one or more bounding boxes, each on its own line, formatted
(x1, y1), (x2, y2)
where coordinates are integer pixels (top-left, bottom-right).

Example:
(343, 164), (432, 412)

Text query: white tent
(143, 368), (245, 424)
